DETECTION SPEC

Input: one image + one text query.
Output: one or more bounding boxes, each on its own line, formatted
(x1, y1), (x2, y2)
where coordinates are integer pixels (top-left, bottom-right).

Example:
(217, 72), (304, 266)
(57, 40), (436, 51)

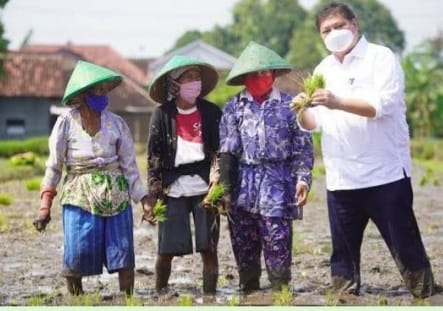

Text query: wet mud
(0, 164), (442, 306)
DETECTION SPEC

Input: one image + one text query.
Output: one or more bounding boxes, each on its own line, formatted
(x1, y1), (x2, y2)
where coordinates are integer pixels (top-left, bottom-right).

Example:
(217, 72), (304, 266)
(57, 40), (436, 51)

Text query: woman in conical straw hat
(33, 60), (150, 296)
(217, 41), (314, 292)
(146, 55), (222, 294)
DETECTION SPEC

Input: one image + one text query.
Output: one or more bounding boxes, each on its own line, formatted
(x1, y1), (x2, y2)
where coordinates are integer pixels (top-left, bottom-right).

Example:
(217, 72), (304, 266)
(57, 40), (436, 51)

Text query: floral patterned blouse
(220, 89), (314, 219)
(41, 108), (147, 216)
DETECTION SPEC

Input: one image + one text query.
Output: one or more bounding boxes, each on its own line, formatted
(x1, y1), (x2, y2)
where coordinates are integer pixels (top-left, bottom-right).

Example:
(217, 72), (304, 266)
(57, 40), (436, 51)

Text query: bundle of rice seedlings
(152, 199), (167, 222)
(205, 183), (226, 206)
(202, 183), (232, 226)
(290, 73), (325, 120)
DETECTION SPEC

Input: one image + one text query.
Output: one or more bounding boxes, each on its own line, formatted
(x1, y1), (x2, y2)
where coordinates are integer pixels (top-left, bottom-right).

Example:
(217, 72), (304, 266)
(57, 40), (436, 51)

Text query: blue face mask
(86, 93), (108, 112)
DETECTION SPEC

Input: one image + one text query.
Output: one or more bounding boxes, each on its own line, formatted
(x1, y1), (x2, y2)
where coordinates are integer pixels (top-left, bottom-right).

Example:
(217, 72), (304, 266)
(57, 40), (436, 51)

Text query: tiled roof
(0, 52), (73, 97)
(22, 44), (149, 85)
(0, 50), (156, 112)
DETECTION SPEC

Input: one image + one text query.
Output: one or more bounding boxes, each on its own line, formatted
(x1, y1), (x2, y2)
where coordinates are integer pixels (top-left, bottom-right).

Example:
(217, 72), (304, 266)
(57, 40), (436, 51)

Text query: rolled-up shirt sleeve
(41, 116), (68, 190)
(367, 50), (405, 119)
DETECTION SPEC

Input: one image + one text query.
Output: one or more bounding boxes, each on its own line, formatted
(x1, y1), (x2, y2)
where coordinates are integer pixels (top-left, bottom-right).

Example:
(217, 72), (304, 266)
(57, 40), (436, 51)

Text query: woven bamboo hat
(226, 41), (292, 86)
(62, 60), (122, 105)
(148, 55), (219, 103)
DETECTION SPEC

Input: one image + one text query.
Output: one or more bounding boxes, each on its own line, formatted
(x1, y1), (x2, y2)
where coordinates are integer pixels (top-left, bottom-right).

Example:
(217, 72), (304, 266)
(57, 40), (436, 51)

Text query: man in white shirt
(296, 1), (437, 298)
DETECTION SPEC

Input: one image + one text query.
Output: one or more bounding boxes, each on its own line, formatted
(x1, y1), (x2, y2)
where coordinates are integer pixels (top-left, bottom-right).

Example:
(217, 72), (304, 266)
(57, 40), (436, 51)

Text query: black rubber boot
(239, 268), (261, 292)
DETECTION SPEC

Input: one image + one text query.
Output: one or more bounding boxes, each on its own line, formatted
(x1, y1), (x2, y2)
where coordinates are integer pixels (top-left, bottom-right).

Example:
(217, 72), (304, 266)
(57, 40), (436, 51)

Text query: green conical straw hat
(226, 41), (293, 86)
(148, 55), (219, 103)
(62, 60), (122, 105)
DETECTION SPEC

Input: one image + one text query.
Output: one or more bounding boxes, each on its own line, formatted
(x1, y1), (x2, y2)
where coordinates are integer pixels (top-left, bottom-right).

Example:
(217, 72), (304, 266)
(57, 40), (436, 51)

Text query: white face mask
(324, 29), (354, 53)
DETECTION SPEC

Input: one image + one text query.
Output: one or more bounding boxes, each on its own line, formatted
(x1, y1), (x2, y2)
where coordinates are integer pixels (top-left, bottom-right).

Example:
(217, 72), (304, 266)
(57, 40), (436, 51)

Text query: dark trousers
(327, 177), (434, 297)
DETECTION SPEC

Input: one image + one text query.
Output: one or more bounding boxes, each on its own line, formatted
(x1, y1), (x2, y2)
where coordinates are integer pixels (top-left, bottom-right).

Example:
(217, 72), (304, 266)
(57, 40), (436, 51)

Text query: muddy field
(0, 163), (442, 306)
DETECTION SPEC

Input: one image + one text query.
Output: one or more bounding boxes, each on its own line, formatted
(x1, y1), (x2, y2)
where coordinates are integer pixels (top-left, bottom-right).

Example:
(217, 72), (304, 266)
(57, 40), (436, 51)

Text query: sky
(2, 0), (443, 58)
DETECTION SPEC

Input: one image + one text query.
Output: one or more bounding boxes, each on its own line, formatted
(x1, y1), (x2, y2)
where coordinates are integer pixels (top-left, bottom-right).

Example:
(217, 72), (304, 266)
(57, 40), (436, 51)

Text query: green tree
(0, 0), (10, 77)
(403, 33), (443, 138)
(287, 0), (405, 70)
(171, 0), (307, 57)
(230, 0), (307, 56)
(170, 30), (204, 51)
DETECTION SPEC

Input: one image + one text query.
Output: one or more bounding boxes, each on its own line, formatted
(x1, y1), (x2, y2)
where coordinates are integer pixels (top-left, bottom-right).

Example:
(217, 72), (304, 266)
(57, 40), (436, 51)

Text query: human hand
(33, 206), (51, 232)
(141, 196), (157, 225)
(311, 89), (341, 109)
(290, 92), (309, 111)
(295, 182), (309, 207)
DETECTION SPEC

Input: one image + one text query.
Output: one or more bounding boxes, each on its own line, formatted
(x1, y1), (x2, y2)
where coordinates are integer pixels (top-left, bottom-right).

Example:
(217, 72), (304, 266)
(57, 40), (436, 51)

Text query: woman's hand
(295, 182), (309, 207)
(33, 206), (51, 232)
(141, 196), (156, 225)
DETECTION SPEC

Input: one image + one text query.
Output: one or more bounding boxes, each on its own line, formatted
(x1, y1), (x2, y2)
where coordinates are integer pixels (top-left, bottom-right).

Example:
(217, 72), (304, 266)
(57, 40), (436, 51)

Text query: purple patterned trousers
(228, 209), (292, 289)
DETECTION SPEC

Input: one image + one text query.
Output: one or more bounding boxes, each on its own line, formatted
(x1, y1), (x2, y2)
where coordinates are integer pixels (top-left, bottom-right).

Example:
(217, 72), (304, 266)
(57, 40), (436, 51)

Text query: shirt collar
(330, 35), (368, 65)
(239, 87), (281, 103)
(347, 35), (368, 59)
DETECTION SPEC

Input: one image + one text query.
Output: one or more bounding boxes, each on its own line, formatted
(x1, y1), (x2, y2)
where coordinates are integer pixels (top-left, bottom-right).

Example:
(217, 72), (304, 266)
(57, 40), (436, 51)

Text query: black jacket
(146, 98), (222, 199)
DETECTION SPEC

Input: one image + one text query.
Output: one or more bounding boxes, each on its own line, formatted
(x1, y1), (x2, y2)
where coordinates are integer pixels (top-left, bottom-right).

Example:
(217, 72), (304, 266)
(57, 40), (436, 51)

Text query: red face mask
(244, 73), (275, 103)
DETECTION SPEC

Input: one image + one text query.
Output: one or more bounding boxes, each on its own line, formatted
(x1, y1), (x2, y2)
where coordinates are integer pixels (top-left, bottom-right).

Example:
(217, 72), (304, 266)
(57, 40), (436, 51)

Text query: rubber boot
(118, 268), (135, 296)
(239, 268), (261, 292)
(267, 267), (290, 292)
(66, 276), (83, 295)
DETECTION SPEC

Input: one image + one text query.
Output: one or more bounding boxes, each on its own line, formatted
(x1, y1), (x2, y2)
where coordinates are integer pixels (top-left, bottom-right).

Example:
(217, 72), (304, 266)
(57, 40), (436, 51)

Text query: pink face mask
(179, 81), (202, 104)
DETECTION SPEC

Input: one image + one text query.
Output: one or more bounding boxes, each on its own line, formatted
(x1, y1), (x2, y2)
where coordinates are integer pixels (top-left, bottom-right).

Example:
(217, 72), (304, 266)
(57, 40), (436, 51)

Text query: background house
(148, 40), (236, 77)
(0, 44), (157, 143)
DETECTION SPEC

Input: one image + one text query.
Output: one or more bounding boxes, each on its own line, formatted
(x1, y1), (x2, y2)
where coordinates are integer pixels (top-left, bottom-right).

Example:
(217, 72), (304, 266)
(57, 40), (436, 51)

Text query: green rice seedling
(25, 178), (41, 191)
(202, 183), (232, 225)
(28, 294), (53, 306)
(0, 193), (12, 206)
(9, 151), (38, 166)
(202, 182), (234, 230)
(205, 183), (226, 204)
(180, 294), (193, 306)
(125, 295), (143, 306)
(290, 74), (326, 120)
(70, 292), (100, 306)
(273, 285), (293, 306)
(324, 288), (339, 306)
(0, 215), (9, 232)
(228, 294), (240, 306)
(153, 199), (167, 222)
(415, 298), (430, 306)
(28, 295), (43, 306)
(377, 295), (388, 305)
